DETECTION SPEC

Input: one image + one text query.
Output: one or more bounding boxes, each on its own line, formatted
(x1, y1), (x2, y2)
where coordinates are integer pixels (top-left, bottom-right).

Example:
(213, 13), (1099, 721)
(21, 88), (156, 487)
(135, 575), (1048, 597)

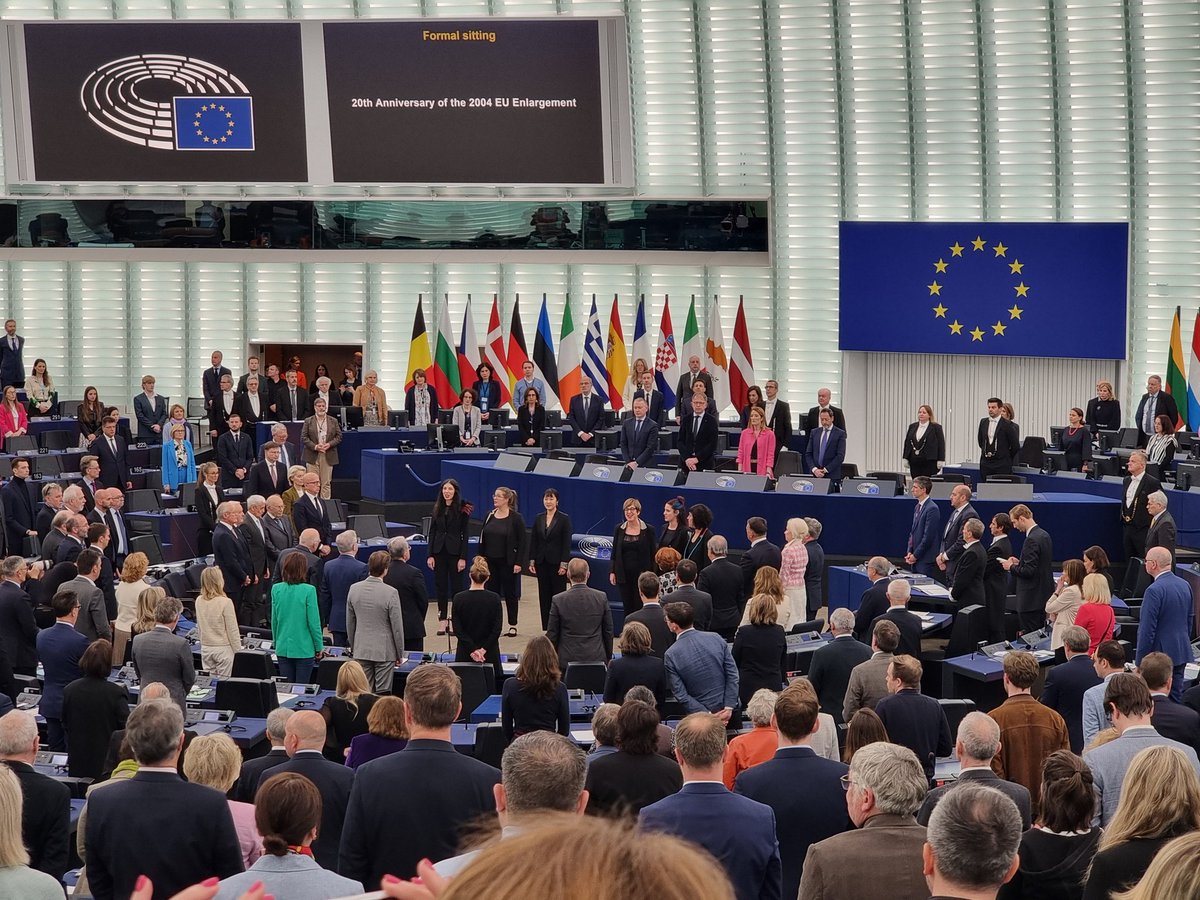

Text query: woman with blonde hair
(1075, 573), (1116, 655)
(281, 464), (308, 520)
(1113, 832), (1200, 900)
(320, 659), (378, 762)
(1083, 745), (1200, 900)
(1046, 559), (1086, 652)
(112, 551), (150, 663)
(183, 732), (262, 868)
(610, 497), (656, 619)
(133, 585), (164, 637)
(196, 566), (241, 676)
(779, 517), (810, 626)
(736, 405), (776, 477)
(0, 765), (62, 898)
(195, 461), (223, 556)
(346, 696), (409, 769)
(732, 594), (787, 707)
(741, 565), (791, 631)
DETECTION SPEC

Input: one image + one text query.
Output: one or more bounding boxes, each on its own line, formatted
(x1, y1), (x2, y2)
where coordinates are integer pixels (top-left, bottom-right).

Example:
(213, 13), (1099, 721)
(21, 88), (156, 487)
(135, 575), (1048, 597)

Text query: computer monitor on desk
(685, 471), (769, 492)
(1041, 449), (1067, 474)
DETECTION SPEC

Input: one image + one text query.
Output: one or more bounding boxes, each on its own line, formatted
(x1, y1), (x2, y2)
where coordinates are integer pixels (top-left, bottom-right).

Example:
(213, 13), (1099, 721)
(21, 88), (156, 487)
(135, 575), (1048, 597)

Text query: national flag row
(404, 294), (758, 413)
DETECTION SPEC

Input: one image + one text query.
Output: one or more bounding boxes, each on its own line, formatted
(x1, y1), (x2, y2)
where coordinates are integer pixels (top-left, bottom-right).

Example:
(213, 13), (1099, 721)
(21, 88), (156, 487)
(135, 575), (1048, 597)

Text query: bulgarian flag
(1167, 306), (1187, 430)
(428, 295), (461, 404)
(405, 295), (433, 390)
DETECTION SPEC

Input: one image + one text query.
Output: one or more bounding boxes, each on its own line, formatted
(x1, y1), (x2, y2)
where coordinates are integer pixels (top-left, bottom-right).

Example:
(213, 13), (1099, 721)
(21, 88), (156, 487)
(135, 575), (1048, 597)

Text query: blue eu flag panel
(838, 222), (1129, 360)
(172, 96), (254, 150)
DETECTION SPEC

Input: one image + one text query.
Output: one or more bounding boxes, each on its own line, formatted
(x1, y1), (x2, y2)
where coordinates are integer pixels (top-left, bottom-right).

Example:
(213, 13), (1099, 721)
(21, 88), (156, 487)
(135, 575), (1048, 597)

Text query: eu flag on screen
(173, 97), (255, 151)
(838, 222), (1128, 359)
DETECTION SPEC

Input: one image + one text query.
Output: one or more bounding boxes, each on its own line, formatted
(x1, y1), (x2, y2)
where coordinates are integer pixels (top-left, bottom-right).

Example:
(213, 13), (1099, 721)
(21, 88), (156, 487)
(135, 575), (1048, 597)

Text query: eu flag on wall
(173, 96), (255, 151)
(838, 222), (1128, 359)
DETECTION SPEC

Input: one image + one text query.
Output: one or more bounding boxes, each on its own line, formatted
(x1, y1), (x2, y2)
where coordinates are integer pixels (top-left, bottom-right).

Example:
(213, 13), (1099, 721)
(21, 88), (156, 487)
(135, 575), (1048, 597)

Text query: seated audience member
(603, 622), (667, 709)
(217, 772), (364, 899)
(339, 664), (501, 885)
(346, 696), (409, 770)
(436, 731), (589, 877)
(917, 711), (1032, 830)
(640, 713), (782, 900)
(842, 707), (889, 764)
(1140, 650), (1200, 753)
(1082, 640), (1127, 748)
(734, 683), (849, 900)
(62, 639), (130, 780)
(923, 783), (1022, 900)
(1082, 744), (1200, 900)
(501, 635), (570, 742)
(258, 710), (354, 871)
(843, 619), (900, 722)
(1106, 832), (1200, 900)
(798, 742), (930, 900)
(183, 732), (263, 869)
(0, 710), (70, 881)
(0, 764), (63, 899)
(997, 750), (1101, 900)
(320, 660), (379, 763)
(874, 654), (953, 782)
(1083, 673), (1200, 827)
(584, 699), (683, 817)
(664, 602), (740, 720)
(1075, 573), (1116, 655)
(722, 689), (780, 789)
(808, 607), (871, 725)
(85, 699), (244, 898)
(587, 703), (621, 765)
(732, 594), (788, 707)
(234, 708), (294, 802)
(989, 650), (1070, 816)
(1041, 625), (1103, 754)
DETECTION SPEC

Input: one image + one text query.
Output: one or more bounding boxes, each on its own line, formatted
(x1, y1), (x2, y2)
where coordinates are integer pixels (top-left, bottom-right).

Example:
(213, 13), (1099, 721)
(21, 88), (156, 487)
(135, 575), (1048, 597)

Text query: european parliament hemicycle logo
(80, 55), (255, 151)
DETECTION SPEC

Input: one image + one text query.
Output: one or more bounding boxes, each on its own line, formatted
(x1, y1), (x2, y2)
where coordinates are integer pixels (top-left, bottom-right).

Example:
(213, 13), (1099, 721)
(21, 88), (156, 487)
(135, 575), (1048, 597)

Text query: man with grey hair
(1120, 448), (1158, 566)
(1041, 624), (1102, 752)
(35, 481), (64, 542)
(809, 606), (871, 724)
(261, 422), (298, 470)
(873, 578), (922, 658)
(234, 706), (294, 802)
(131, 595), (194, 710)
(348, 550), (405, 692)
(697, 534), (746, 641)
(950, 517), (987, 609)
(61, 483), (86, 515)
(1145, 489), (1176, 566)
(40, 508), (75, 566)
(799, 742), (930, 900)
(0, 709), (70, 879)
(85, 699), (243, 898)
(213, 499), (254, 621)
(1138, 544), (1193, 701)
(923, 784), (1022, 899)
(587, 702), (620, 763)
(384, 535), (430, 652)
(56, 512), (89, 564)
(239, 493), (272, 626)
(917, 711), (1031, 829)
(641, 712), (782, 900)
(853, 555), (892, 641)
(548, 557), (613, 667)
(436, 732), (589, 877)
(320, 529), (367, 644)
(844, 618), (901, 721)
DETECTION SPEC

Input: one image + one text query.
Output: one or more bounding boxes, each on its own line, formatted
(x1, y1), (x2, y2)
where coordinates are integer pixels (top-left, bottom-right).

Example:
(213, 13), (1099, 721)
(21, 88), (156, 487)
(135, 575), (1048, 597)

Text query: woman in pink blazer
(736, 405), (776, 478)
(0, 385), (29, 449)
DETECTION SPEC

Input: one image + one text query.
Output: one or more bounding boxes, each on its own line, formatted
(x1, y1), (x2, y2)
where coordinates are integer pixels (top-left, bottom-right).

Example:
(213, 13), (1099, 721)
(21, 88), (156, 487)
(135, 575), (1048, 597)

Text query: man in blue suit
(663, 602), (739, 721)
(133, 376), (168, 444)
(903, 476), (940, 576)
(35, 589), (89, 750)
(1041, 626), (1102, 753)
(735, 684), (849, 899)
(0, 320), (24, 389)
(566, 376), (604, 446)
(802, 408), (845, 488)
(632, 370), (666, 425)
(619, 396), (659, 469)
(1138, 547), (1195, 701)
(641, 712), (781, 900)
(320, 531), (368, 644)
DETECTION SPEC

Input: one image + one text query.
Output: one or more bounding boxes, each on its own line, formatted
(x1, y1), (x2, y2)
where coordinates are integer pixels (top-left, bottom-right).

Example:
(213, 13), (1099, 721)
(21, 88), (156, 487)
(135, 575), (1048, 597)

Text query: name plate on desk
(975, 482), (1034, 501)
(534, 457), (581, 477)
(494, 452), (537, 472)
(774, 475), (831, 495)
(577, 463), (630, 482)
(842, 478), (901, 497)
(635, 467), (684, 486)
(686, 471), (769, 492)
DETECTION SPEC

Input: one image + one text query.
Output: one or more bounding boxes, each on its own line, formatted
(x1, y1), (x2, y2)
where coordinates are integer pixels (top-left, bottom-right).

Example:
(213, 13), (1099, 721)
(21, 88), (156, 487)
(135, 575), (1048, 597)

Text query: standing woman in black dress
(903, 404), (945, 479)
(681, 503), (714, 573)
(984, 512), (1014, 642)
(731, 595), (788, 707)
(195, 461), (223, 557)
(481, 486), (527, 637)
(658, 496), (689, 555)
(516, 387), (546, 447)
(471, 362), (503, 428)
(1058, 407), (1093, 471)
(1085, 380), (1121, 432)
(609, 497), (657, 619)
(428, 478), (470, 636)
(452, 557), (503, 679)
(530, 487), (572, 631)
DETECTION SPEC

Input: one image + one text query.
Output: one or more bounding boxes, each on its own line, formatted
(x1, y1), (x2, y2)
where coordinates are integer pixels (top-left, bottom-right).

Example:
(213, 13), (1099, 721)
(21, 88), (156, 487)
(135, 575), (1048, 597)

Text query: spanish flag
(605, 296), (629, 411)
(406, 295), (433, 390)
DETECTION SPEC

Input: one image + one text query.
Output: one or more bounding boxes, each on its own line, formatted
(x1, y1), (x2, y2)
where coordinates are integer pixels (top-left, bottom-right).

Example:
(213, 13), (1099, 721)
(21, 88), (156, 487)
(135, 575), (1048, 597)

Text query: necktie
(290, 389), (297, 414)
(281, 446), (289, 467)
(1144, 396), (1156, 433)
(269, 465), (277, 488)
(635, 419), (642, 437)
(944, 509), (957, 538)
(233, 432), (239, 444)
(819, 428), (828, 465)
(694, 415), (700, 438)
(109, 437), (117, 456)
(106, 510), (125, 554)
(8, 338), (13, 351)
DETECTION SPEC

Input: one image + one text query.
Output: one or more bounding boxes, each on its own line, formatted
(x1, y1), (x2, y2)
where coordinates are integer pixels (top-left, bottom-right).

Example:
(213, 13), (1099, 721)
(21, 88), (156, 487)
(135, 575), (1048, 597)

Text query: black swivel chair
(231, 650), (276, 680)
(40, 431), (72, 451)
(564, 662), (607, 695)
(214, 678), (279, 718)
(448, 662), (496, 723)
(128, 534), (165, 565)
(316, 656), (349, 691)
(473, 722), (509, 769)
(938, 698), (977, 737)
(348, 514), (387, 540)
(3, 435), (36, 454)
(920, 604), (988, 698)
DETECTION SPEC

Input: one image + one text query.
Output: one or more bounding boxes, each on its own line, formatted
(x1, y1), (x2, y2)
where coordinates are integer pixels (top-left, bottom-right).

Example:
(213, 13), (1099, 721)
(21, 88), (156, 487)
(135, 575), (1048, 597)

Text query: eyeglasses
(839, 774), (857, 792)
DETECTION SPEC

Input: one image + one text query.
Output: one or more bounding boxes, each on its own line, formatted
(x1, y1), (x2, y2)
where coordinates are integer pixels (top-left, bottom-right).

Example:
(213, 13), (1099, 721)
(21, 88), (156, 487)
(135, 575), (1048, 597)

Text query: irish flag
(681, 295), (702, 369)
(558, 298), (583, 407)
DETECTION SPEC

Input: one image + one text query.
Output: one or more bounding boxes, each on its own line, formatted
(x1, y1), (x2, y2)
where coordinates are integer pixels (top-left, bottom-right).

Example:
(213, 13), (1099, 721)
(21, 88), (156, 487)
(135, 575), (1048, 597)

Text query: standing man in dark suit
(735, 684), (849, 900)
(1137, 548), (1195, 702)
(263, 494), (298, 557)
(321, 532), (368, 643)
(85, 699), (244, 899)
(68, 549), (110, 642)
(874, 655), (953, 782)
(89, 417), (132, 490)
(763, 380), (792, 459)
(619, 397), (658, 469)
(802, 409), (846, 488)
(802, 387), (846, 434)
(216, 413), (256, 490)
(85, 523), (118, 624)
(234, 707), (293, 802)
(0, 709), (71, 880)
(677, 392), (719, 472)
(978, 397), (1020, 480)
(1134, 374), (1180, 446)
(79, 457), (102, 514)
(202, 349), (231, 413)
(0, 557), (40, 676)
(276, 369), (311, 422)
(853, 557), (893, 642)
(623, 573), (673, 657)
(383, 537), (429, 653)
(36, 589), (90, 749)
(0, 320), (24, 389)
(672, 560), (713, 631)
(740, 517), (782, 597)
(1001, 504), (1055, 635)
(131, 595), (195, 710)
(547, 559), (613, 667)
(640, 713), (782, 900)
(260, 711), (354, 872)
(34, 482), (62, 542)
(566, 376), (604, 446)
(293, 472), (334, 553)
(239, 495), (272, 626)
(674, 355), (714, 422)
(133, 375), (168, 444)
(246, 441), (290, 499)
(1141, 651), (1200, 753)
(697, 536), (746, 641)
(871, 581), (923, 659)
(208, 373), (238, 442)
(2, 458), (37, 556)
(339, 665), (500, 884)
(903, 476), (940, 576)
(1041, 626), (1102, 753)
(936, 484), (978, 580)
(1145, 491), (1177, 566)
(213, 502), (255, 620)
(237, 356), (263, 395)
(1121, 450), (1160, 561)
(950, 518), (987, 609)
(633, 370), (666, 426)
(89, 488), (130, 572)
(808, 608), (872, 724)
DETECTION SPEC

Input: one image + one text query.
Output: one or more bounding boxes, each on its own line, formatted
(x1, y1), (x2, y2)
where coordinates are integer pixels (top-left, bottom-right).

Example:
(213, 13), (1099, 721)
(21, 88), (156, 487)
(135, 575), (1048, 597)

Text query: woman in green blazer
(271, 551), (323, 684)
